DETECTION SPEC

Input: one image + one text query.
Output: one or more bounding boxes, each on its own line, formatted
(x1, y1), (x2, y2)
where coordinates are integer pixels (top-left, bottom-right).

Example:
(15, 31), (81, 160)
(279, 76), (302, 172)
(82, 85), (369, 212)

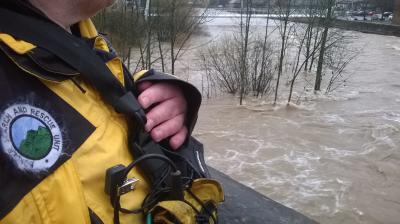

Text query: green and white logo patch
(1, 104), (63, 172)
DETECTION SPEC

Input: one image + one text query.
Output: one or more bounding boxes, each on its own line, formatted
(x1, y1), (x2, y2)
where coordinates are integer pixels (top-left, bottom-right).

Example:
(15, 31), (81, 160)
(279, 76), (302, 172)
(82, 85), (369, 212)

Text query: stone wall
(332, 19), (400, 37)
(289, 17), (400, 37)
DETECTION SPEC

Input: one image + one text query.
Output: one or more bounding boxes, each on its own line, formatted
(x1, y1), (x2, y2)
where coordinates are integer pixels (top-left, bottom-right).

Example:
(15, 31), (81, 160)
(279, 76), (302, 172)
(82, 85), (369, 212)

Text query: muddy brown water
(173, 18), (400, 224)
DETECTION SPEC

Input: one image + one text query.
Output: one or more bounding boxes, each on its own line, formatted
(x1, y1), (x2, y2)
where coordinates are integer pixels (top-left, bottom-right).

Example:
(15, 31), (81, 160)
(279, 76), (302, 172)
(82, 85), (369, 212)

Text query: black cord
(113, 153), (208, 223)
(161, 147), (203, 178)
(183, 199), (201, 214)
(113, 154), (178, 222)
(187, 189), (217, 224)
(113, 195), (121, 224)
(114, 153), (191, 223)
(123, 154), (178, 179)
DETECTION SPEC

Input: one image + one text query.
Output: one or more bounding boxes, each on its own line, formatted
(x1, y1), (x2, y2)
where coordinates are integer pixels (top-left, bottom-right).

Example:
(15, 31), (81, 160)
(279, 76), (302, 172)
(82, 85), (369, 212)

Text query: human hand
(137, 81), (188, 150)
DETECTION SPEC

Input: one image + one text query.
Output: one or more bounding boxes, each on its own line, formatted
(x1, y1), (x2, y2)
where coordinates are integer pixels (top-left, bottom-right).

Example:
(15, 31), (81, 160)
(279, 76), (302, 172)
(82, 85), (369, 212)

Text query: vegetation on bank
(94, 0), (360, 105)
(199, 0), (359, 105)
(93, 0), (208, 75)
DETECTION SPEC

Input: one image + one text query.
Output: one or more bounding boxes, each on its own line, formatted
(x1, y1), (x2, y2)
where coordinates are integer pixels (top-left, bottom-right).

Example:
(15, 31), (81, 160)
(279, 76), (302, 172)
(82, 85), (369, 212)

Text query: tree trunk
(145, 0), (153, 69)
(239, 0), (251, 105)
(314, 0), (333, 91)
(309, 26), (320, 71)
(258, 0), (270, 97)
(274, 17), (288, 104)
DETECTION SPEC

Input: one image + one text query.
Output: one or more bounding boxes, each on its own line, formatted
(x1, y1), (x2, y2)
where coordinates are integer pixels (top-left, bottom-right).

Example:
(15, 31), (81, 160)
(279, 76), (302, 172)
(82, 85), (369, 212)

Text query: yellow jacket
(0, 19), (154, 224)
(0, 3), (224, 223)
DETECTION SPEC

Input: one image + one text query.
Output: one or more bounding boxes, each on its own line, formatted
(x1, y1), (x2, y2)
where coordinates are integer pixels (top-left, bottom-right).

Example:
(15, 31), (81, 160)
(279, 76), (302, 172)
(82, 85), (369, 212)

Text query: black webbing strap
(0, 7), (146, 127)
(0, 9), (215, 223)
(0, 7), (172, 187)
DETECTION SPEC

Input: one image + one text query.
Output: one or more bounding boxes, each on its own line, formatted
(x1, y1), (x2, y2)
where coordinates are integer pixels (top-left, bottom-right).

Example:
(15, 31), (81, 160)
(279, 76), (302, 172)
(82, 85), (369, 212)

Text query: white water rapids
(173, 17), (400, 224)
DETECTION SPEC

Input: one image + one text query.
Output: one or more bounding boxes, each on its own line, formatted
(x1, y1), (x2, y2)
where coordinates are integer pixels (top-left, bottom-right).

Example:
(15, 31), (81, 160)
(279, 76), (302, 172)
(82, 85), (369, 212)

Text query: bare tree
(239, 0), (253, 105)
(257, 0), (273, 97)
(303, 0), (320, 71)
(325, 33), (359, 93)
(154, 0), (209, 75)
(252, 37), (275, 98)
(198, 34), (275, 100)
(288, 24), (323, 103)
(314, 0), (334, 91)
(94, 0), (209, 75)
(199, 37), (242, 94)
(274, 0), (296, 104)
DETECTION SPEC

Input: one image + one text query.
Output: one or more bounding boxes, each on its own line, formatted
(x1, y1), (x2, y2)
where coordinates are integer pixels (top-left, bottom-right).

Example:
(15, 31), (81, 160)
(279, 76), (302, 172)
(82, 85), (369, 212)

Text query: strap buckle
(114, 91), (147, 127)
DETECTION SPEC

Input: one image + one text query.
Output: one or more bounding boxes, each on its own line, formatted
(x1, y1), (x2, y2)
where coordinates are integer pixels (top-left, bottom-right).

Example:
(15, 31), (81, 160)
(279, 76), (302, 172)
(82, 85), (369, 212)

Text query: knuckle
(151, 128), (164, 141)
(148, 110), (163, 125)
(171, 97), (187, 114)
(168, 119), (183, 135)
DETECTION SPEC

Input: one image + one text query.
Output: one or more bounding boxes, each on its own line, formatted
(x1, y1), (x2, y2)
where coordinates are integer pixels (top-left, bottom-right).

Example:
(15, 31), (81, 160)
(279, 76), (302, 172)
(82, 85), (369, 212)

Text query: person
(0, 0), (223, 223)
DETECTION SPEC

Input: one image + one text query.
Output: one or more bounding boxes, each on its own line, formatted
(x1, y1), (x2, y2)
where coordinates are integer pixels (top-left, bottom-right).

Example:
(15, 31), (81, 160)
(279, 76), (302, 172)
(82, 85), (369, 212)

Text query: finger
(169, 126), (188, 150)
(137, 81), (153, 92)
(150, 113), (185, 142)
(145, 97), (187, 131)
(138, 83), (182, 109)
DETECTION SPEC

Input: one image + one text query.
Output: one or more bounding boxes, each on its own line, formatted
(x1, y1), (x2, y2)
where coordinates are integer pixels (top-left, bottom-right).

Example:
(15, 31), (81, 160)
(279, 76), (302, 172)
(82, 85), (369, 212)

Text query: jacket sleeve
(132, 69), (202, 134)
(98, 34), (202, 134)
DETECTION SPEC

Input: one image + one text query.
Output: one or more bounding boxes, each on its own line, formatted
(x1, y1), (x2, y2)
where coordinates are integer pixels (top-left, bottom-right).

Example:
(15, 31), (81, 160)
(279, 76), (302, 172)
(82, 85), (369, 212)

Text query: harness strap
(0, 8), (147, 127)
(0, 8), (219, 224)
(0, 5), (170, 200)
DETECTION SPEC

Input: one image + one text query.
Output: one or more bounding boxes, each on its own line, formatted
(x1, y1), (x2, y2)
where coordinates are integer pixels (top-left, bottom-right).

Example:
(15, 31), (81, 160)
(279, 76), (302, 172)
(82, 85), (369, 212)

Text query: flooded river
(180, 18), (400, 224)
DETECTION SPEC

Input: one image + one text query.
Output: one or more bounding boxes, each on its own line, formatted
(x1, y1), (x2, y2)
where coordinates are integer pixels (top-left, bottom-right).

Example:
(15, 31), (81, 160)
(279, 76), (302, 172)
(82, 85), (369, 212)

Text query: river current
(175, 17), (400, 224)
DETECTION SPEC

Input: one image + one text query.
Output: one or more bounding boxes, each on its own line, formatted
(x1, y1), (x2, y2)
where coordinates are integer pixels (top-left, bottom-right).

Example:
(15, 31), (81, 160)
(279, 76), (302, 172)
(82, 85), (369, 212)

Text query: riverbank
(207, 9), (400, 37)
(290, 17), (400, 37)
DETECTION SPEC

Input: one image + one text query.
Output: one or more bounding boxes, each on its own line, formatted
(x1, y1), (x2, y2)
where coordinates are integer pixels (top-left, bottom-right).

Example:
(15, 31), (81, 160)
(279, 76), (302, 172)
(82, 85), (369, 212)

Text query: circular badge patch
(0, 104), (63, 172)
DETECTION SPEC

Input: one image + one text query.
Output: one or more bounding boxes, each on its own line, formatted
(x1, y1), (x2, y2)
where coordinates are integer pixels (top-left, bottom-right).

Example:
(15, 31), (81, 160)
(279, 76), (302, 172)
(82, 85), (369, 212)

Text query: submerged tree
(155, 0), (209, 75)
(314, 0), (334, 91)
(274, 0), (296, 104)
(239, 0), (253, 105)
(198, 0), (275, 102)
(303, 0), (321, 72)
(324, 32), (359, 93)
(96, 0), (358, 105)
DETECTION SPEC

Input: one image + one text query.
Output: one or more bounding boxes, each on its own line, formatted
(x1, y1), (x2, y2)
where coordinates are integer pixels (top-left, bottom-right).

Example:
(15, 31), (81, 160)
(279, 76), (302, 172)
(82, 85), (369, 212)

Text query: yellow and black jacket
(0, 2), (223, 224)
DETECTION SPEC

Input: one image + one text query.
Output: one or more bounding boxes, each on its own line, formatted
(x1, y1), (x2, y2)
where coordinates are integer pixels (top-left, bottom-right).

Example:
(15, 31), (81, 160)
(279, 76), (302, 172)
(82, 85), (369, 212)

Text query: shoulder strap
(0, 7), (147, 127)
(0, 7), (171, 185)
(0, 8), (214, 222)
(0, 6), (208, 186)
